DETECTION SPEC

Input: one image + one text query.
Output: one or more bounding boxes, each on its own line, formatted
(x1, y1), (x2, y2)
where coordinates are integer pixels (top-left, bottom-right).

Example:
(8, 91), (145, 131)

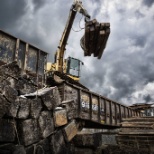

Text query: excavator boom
(55, 1), (90, 73)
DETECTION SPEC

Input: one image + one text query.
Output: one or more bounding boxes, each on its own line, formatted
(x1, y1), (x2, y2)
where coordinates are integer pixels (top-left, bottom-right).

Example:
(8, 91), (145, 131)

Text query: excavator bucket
(80, 19), (110, 59)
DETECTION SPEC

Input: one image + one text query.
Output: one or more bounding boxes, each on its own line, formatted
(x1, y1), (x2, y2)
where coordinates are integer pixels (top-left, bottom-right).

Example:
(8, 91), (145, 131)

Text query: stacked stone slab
(0, 62), (81, 154)
(116, 117), (154, 154)
(71, 133), (102, 154)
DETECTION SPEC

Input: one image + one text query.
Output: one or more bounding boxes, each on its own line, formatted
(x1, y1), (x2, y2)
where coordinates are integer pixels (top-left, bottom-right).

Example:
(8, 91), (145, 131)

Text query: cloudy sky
(0, 0), (154, 106)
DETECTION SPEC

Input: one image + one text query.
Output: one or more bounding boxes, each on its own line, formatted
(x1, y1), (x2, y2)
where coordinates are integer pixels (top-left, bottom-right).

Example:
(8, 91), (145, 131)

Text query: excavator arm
(54, 0), (90, 73)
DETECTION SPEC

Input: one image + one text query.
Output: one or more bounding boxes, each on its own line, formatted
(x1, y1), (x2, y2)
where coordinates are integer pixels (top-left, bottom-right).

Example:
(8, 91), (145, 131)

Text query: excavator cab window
(66, 57), (83, 77)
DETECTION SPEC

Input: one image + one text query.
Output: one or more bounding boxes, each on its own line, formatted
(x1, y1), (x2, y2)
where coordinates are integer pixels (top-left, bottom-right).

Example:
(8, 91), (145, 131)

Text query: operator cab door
(66, 57), (83, 78)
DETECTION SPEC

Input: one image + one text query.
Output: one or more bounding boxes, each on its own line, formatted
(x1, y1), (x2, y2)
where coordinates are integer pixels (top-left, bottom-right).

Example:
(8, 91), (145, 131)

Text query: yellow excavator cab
(47, 57), (83, 81)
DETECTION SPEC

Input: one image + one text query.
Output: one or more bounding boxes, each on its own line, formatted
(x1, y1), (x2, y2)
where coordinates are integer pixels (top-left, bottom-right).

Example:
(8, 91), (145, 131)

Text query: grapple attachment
(80, 19), (110, 59)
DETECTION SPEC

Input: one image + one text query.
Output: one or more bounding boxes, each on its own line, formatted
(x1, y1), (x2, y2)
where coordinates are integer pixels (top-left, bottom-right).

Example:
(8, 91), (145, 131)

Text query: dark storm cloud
(116, 7), (126, 15)
(103, 58), (138, 101)
(135, 10), (145, 19)
(142, 0), (154, 7)
(132, 35), (147, 47)
(0, 0), (27, 29)
(143, 94), (153, 103)
(105, 47), (154, 103)
(140, 63), (154, 84)
(32, 0), (46, 11)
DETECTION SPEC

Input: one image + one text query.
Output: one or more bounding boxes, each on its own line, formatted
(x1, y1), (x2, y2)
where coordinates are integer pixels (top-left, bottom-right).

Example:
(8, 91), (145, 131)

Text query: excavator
(46, 0), (110, 88)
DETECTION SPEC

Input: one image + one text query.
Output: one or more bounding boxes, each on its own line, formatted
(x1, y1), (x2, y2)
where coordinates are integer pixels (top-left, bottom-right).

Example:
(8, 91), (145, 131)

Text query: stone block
(54, 109), (68, 127)
(16, 97), (30, 119)
(30, 98), (42, 119)
(0, 119), (15, 142)
(63, 120), (78, 142)
(18, 119), (40, 146)
(38, 111), (54, 138)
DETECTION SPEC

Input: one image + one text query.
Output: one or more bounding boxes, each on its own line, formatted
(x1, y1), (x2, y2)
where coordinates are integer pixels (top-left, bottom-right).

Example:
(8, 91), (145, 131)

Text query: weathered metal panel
(63, 84), (78, 101)
(121, 106), (125, 118)
(0, 30), (16, 64)
(100, 98), (105, 124)
(81, 91), (90, 119)
(91, 95), (99, 121)
(116, 104), (120, 123)
(111, 102), (116, 125)
(26, 46), (38, 74)
(125, 108), (129, 118)
(106, 100), (110, 124)
(114, 103), (117, 124)
(17, 41), (26, 69)
(38, 50), (46, 75)
(59, 84), (79, 118)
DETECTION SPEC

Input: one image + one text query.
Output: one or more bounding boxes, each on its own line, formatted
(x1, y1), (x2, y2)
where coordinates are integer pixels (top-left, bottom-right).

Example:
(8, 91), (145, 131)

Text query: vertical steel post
(15, 39), (20, 62)
(110, 101), (112, 125)
(24, 43), (29, 71)
(119, 105), (122, 122)
(98, 96), (101, 123)
(89, 93), (92, 120)
(104, 100), (107, 124)
(115, 103), (117, 125)
(78, 89), (81, 118)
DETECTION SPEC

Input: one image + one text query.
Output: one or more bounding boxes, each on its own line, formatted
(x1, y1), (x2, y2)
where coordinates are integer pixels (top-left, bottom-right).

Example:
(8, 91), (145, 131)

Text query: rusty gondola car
(0, 30), (47, 87)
